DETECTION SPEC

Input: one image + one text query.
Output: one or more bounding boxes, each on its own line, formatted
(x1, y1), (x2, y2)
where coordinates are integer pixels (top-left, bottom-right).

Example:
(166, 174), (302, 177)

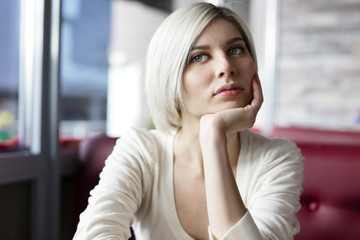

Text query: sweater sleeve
(208, 211), (262, 240)
(210, 137), (304, 240)
(249, 138), (304, 239)
(73, 129), (155, 240)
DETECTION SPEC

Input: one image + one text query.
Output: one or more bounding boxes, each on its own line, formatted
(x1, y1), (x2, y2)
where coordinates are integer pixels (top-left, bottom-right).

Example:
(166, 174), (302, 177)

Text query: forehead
(194, 18), (243, 46)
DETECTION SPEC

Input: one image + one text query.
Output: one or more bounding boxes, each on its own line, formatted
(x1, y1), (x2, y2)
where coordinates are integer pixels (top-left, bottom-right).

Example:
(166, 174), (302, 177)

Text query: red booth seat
(272, 127), (360, 240)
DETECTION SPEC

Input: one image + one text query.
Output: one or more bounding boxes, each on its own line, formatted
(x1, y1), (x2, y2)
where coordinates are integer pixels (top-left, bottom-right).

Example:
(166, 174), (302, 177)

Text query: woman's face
(181, 18), (256, 122)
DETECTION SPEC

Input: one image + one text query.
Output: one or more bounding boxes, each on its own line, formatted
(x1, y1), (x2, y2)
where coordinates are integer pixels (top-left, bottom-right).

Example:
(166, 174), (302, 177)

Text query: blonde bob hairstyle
(145, 2), (257, 133)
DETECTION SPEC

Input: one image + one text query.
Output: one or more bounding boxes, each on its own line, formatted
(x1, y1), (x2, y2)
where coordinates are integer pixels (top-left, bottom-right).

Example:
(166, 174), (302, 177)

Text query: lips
(214, 83), (243, 97)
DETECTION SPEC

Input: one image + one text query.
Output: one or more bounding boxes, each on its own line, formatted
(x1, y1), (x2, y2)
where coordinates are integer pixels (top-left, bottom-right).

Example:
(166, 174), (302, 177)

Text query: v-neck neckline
(166, 130), (245, 239)
(165, 131), (195, 239)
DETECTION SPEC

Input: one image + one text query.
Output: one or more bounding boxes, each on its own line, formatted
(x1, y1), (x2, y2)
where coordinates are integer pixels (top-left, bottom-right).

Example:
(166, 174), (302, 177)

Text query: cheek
(242, 59), (256, 87)
(181, 69), (212, 113)
(242, 59), (256, 104)
(183, 69), (210, 88)
(182, 69), (211, 98)
(244, 58), (256, 77)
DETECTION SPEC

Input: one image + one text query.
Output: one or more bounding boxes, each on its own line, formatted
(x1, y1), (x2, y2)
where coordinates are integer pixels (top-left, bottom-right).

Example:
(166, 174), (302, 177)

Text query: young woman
(74, 3), (304, 240)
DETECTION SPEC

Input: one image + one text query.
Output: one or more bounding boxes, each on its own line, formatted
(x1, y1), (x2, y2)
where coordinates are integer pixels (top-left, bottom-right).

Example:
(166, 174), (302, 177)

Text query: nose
(215, 55), (235, 79)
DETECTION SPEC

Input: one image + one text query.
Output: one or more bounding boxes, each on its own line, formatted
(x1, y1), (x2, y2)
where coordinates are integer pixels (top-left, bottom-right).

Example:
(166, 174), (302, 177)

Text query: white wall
(107, 1), (168, 136)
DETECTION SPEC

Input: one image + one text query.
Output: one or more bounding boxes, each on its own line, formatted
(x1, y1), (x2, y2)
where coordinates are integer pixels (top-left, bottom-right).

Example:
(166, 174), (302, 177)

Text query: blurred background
(0, 0), (359, 239)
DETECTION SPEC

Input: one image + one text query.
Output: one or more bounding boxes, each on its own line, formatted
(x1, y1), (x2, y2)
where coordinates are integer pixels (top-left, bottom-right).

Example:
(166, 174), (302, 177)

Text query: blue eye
(193, 55), (203, 62)
(191, 54), (208, 63)
(227, 46), (245, 56)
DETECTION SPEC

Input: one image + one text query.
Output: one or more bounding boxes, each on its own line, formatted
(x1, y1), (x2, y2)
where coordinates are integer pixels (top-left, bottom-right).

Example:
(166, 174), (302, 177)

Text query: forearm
(201, 128), (247, 239)
(199, 75), (263, 238)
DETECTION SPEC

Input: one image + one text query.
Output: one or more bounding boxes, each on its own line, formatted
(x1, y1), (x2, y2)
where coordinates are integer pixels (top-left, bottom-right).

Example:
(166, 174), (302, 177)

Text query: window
(60, 0), (111, 140)
(0, 0), (63, 239)
(0, 0), (43, 153)
(0, 0), (21, 152)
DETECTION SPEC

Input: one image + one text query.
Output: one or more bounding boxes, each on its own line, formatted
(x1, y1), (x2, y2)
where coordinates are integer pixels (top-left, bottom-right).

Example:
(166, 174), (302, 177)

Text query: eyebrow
(190, 37), (244, 52)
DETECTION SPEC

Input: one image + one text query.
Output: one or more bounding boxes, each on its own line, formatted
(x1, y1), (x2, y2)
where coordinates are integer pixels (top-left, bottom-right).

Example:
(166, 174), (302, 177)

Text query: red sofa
(271, 127), (360, 240)
(74, 128), (360, 239)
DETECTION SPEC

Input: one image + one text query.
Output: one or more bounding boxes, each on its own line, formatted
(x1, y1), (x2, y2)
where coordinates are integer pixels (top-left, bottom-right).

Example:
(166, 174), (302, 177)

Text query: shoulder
(243, 129), (299, 150)
(243, 129), (297, 147)
(242, 129), (303, 164)
(119, 127), (173, 147)
(113, 127), (174, 163)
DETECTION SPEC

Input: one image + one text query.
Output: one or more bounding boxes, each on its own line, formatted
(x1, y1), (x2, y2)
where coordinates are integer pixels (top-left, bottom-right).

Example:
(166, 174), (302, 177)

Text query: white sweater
(74, 128), (304, 240)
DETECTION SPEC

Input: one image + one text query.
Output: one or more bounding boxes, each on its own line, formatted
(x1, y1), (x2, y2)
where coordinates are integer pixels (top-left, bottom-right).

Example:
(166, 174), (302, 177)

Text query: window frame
(0, 0), (64, 239)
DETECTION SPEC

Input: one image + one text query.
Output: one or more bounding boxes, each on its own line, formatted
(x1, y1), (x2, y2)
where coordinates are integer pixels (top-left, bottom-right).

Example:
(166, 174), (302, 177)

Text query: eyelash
(227, 46), (246, 56)
(190, 54), (208, 63)
(189, 46), (246, 64)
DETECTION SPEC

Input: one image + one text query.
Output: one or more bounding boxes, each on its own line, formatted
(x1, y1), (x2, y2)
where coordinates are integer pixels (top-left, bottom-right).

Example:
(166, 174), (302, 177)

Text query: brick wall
(276, 0), (360, 131)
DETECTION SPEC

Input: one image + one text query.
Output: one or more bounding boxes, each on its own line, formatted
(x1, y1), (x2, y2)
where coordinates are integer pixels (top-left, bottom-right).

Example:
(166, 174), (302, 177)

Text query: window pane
(0, 1), (20, 152)
(0, 0), (43, 153)
(60, 0), (111, 141)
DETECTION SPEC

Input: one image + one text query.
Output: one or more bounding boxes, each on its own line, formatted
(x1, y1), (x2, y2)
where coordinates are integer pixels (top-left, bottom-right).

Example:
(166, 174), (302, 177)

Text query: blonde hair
(145, 2), (257, 133)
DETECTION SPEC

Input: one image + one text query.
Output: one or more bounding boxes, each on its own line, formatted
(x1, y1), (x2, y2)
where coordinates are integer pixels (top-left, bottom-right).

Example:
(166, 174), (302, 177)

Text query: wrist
(200, 116), (227, 145)
(200, 127), (229, 165)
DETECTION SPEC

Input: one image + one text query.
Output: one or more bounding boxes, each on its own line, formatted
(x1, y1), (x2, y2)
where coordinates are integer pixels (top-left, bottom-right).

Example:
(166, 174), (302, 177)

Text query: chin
(229, 97), (252, 108)
(215, 101), (247, 112)
(209, 95), (253, 113)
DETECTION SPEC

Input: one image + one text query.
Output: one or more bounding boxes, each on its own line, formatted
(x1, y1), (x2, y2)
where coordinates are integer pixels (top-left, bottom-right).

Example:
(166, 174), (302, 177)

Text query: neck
(174, 121), (241, 171)
(174, 124), (202, 160)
